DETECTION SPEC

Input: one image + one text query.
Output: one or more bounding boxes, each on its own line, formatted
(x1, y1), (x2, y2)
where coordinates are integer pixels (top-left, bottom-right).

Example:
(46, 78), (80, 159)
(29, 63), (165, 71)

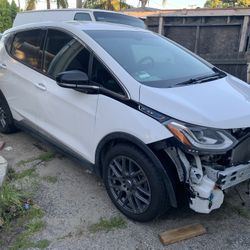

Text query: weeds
(12, 168), (38, 180)
(0, 156), (49, 250)
(5, 207), (49, 250)
(37, 152), (55, 162)
(0, 183), (27, 224)
(34, 239), (51, 249)
(89, 217), (127, 233)
(25, 219), (46, 234)
(17, 151), (55, 167)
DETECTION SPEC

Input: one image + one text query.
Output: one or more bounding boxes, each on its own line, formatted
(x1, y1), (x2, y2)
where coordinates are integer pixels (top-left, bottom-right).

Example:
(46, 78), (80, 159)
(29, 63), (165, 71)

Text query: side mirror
(56, 70), (99, 93)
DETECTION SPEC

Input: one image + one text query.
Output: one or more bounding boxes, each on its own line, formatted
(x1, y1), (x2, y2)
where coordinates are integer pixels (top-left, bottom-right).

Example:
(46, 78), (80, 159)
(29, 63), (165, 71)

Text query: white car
(13, 9), (145, 29)
(1, 21), (250, 222)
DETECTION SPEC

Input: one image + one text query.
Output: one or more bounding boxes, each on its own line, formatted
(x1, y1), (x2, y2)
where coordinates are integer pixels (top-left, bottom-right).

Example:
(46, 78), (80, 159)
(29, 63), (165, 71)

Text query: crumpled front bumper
(165, 145), (250, 214)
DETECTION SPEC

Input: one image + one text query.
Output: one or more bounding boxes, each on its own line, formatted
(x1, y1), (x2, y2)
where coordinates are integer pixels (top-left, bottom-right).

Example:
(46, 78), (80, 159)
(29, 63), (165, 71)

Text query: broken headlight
(166, 121), (237, 153)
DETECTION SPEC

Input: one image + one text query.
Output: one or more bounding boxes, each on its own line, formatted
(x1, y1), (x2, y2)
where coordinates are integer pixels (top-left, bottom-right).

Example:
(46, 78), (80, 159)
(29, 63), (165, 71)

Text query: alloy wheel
(108, 156), (151, 214)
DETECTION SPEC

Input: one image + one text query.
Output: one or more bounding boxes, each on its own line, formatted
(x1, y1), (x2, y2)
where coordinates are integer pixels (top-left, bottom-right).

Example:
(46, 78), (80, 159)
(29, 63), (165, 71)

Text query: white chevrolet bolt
(0, 21), (250, 222)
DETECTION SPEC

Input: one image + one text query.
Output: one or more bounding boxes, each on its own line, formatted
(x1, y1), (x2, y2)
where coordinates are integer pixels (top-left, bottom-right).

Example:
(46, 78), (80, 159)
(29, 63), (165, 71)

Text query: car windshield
(85, 30), (218, 88)
(93, 12), (145, 29)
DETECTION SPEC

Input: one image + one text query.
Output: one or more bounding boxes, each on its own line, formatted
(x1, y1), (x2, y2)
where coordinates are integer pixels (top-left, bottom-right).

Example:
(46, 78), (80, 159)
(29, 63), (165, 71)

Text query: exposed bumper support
(204, 163), (250, 190)
(164, 147), (250, 214)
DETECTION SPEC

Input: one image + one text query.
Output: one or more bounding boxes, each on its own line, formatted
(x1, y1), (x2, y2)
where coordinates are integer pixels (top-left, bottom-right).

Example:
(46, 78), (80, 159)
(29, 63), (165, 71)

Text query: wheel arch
(95, 132), (178, 207)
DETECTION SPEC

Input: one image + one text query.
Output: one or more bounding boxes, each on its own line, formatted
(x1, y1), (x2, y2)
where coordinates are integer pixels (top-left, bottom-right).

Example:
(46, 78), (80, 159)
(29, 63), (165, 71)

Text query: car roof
(5, 20), (148, 34)
(19, 8), (127, 15)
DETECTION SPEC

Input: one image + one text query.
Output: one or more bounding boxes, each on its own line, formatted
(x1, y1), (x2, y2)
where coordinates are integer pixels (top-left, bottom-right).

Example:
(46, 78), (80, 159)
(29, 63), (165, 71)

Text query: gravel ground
(1, 131), (250, 250)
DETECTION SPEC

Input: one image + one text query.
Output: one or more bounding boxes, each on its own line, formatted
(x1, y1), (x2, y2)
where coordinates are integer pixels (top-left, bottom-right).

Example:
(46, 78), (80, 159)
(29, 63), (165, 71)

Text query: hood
(140, 76), (250, 129)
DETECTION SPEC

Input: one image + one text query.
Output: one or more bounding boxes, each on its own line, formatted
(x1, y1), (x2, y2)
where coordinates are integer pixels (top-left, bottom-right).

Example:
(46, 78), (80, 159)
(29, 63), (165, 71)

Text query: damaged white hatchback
(0, 21), (250, 222)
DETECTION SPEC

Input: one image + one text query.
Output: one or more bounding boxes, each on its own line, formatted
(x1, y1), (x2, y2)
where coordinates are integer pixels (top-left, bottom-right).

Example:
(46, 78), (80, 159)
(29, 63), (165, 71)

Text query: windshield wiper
(175, 70), (227, 87)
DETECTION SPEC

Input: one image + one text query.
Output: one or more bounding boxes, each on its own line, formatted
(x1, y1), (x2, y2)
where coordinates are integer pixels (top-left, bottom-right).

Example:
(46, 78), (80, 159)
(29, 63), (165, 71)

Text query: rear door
(0, 29), (46, 125)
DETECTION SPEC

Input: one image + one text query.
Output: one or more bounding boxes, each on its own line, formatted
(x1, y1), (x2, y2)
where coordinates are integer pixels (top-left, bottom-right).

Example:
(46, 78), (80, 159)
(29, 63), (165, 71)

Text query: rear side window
(74, 13), (92, 21)
(11, 29), (45, 70)
(43, 29), (72, 73)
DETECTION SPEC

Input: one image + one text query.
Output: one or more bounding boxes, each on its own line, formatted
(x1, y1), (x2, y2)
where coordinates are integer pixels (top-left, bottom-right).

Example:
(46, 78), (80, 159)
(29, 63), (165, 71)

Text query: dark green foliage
(0, 0), (19, 33)
(204, 0), (250, 8)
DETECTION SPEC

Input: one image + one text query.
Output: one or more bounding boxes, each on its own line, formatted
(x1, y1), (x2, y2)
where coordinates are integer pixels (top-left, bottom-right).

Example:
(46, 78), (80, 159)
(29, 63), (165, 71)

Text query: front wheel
(103, 144), (169, 222)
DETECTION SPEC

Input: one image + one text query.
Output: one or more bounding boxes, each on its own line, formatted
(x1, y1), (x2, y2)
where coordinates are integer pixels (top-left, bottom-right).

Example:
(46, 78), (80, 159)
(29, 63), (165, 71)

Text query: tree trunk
(107, 0), (112, 10)
(46, 0), (51, 9)
(76, 0), (82, 8)
(141, 0), (148, 8)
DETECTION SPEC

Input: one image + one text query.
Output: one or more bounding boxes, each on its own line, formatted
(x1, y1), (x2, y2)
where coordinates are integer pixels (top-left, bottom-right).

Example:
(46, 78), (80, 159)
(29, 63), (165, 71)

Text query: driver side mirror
(56, 70), (99, 94)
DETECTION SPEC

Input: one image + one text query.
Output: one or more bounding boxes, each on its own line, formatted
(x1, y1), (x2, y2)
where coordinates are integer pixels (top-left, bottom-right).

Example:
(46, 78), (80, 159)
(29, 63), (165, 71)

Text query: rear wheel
(0, 96), (17, 134)
(103, 143), (169, 222)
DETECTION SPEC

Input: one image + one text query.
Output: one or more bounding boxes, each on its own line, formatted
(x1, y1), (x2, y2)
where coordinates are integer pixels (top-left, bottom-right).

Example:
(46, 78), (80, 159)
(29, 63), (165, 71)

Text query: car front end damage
(158, 122), (250, 214)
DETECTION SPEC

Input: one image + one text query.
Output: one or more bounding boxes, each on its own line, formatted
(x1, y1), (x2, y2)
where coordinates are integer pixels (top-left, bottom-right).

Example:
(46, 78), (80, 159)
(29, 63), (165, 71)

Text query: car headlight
(137, 104), (237, 153)
(166, 121), (237, 152)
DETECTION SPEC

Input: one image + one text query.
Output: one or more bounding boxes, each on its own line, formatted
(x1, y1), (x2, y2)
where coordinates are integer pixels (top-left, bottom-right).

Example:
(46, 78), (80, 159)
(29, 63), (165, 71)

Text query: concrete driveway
(1, 131), (250, 250)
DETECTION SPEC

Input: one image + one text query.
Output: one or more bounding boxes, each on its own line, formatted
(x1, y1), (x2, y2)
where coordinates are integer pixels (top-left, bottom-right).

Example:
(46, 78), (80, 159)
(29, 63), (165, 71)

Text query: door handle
(35, 83), (47, 91)
(0, 63), (7, 70)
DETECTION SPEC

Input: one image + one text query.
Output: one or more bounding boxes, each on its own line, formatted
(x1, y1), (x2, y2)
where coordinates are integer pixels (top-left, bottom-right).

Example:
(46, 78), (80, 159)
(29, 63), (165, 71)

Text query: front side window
(11, 29), (45, 70)
(43, 29), (72, 74)
(85, 30), (218, 88)
(91, 57), (124, 95)
(43, 30), (90, 78)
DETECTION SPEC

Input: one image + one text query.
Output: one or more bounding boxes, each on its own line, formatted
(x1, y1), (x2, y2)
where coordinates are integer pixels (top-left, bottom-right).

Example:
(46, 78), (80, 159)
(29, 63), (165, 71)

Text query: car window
(43, 29), (72, 73)
(93, 11), (145, 29)
(91, 57), (125, 95)
(11, 29), (45, 70)
(86, 30), (215, 88)
(49, 39), (90, 78)
(74, 13), (92, 21)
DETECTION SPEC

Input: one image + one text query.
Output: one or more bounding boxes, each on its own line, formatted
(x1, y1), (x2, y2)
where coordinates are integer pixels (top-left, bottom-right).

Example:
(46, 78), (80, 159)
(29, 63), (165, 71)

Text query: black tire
(103, 143), (170, 222)
(0, 95), (17, 134)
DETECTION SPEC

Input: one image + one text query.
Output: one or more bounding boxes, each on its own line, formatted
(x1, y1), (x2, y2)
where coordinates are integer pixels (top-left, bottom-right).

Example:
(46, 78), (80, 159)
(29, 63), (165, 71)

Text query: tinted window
(93, 12), (145, 29)
(86, 30), (216, 88)
(43, 29), (72, 73)
(74, 13), (92, 21)
(11, 29), (45, 70)
(49, 39), (90, 78)
(91, 57), (124, 95)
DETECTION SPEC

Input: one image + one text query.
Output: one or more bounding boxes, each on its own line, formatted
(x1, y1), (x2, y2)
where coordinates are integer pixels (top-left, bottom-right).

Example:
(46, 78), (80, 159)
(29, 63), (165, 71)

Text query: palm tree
(76, 0), (82, 8)
(25, 0), (68, 10)
(83, 0), (132, 10)
(26, 0), (36, 10)
(57, 0), (68, 8)
(46, 0), (50, 9)
(162, 0), (167, 7)
(140, 0), (167, 8)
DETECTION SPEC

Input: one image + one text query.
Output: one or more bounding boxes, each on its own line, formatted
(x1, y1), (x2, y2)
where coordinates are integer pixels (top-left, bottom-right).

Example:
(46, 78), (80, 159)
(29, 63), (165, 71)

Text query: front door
(37, 29), (98, 161)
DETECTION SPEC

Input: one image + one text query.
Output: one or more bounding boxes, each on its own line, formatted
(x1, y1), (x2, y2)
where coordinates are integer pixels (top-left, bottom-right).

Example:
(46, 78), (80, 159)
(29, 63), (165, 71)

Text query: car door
(0, 29), (46, 125)
(38, 29), (98, 162)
